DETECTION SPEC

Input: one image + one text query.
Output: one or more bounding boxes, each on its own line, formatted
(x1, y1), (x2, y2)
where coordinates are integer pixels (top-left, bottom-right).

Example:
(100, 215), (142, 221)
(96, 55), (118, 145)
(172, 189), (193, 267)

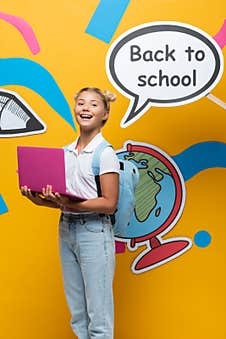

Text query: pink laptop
(17, 146), (85, 200)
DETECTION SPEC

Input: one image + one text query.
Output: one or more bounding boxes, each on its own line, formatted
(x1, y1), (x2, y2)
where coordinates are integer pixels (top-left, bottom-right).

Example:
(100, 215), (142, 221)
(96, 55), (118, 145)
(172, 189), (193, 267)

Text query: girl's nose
(82, 104), (89, 111)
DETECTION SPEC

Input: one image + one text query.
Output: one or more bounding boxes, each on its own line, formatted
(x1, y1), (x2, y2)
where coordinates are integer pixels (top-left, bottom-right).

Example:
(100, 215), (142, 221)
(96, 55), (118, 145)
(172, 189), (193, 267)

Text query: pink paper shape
(214, 19), (226, 49)
(0, 11), (40, 54)
(115, 241), (126, 253)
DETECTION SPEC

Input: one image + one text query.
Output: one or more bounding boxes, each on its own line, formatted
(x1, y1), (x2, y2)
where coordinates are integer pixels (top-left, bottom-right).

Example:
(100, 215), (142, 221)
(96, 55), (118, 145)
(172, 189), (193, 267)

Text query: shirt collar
(65, 133), (104, 154)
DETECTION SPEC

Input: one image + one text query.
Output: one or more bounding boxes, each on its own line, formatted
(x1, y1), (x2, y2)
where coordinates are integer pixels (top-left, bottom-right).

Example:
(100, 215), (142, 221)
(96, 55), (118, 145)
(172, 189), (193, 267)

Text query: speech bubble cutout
(106, 22), (224, 127)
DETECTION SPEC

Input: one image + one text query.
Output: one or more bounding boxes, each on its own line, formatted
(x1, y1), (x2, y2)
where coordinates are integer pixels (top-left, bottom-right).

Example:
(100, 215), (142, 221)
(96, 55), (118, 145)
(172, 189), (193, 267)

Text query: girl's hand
(21, 185), (47, 206)
(42, 185), (70, 207)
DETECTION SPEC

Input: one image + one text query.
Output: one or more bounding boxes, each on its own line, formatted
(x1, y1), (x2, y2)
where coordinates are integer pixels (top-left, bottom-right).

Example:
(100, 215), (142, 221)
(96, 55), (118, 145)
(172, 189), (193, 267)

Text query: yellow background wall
(0, 1), (226, 338)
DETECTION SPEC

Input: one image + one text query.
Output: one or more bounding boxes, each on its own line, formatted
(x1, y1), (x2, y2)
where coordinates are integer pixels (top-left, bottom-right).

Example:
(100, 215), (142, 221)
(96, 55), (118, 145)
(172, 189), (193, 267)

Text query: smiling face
(74, 90), (109, 132)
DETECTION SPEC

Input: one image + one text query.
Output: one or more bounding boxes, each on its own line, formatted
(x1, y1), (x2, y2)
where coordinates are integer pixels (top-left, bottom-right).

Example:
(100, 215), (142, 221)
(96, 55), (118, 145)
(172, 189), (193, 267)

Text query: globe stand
(132, 236), (190, 273)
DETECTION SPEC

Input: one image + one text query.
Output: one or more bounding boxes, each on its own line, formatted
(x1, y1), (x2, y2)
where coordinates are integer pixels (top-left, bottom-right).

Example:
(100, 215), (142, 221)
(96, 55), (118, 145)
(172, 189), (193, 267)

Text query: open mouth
(80, 114), (93, 120)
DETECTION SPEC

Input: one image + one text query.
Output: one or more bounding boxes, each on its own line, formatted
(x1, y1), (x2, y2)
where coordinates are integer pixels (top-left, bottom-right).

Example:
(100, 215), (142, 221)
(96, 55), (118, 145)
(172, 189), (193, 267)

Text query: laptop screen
(17, 146), (67, 194)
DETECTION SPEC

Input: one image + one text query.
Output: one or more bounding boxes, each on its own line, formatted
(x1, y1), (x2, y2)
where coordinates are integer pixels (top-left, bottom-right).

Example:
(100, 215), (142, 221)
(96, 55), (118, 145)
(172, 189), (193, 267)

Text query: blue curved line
(172, 141), (226, 181)
(0, 194), (8, 214)
(0, 58), (75, 129)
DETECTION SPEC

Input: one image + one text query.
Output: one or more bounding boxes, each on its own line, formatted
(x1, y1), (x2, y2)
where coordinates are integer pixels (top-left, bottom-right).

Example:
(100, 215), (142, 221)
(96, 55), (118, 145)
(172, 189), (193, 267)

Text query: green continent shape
(125, 151), (171, 222)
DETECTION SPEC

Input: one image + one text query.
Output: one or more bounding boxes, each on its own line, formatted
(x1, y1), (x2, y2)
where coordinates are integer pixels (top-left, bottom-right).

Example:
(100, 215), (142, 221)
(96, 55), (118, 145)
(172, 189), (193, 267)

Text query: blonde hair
(74, 87), (116, 112)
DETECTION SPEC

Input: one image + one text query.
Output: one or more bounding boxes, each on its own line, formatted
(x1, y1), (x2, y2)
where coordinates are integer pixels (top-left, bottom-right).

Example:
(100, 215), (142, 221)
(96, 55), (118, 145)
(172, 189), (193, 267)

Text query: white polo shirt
(63, 133), (120, 202)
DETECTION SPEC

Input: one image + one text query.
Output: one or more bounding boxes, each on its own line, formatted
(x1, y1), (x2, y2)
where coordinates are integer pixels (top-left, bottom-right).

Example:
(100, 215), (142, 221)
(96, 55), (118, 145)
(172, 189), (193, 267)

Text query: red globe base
(133, 239), (190, 272)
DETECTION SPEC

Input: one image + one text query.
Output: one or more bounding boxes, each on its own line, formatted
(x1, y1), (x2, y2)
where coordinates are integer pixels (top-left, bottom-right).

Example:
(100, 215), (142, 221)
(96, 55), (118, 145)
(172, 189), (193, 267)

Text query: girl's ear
(102, 110), (109, 123)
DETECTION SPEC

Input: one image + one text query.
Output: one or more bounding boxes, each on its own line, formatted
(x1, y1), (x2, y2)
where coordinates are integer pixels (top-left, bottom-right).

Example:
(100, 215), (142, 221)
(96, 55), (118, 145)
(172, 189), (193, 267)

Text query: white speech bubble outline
(106, 21), (224, 128)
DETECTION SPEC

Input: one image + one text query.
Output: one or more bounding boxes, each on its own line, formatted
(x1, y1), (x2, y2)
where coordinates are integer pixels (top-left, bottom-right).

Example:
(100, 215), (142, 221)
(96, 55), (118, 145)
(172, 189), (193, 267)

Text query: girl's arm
(21, 186), (59, 209)
(70, 172), (119, 214)
(43, 172), (119, 214)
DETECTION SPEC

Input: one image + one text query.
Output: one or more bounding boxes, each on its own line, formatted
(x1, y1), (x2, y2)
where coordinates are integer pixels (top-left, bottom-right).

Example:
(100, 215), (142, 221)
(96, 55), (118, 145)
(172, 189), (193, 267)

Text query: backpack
(92, 139), (139, 238)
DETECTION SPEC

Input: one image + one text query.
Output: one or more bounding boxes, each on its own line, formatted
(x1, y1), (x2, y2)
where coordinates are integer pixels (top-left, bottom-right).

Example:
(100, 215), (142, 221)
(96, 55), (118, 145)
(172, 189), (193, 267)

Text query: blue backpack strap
(92, 139), (112, 197)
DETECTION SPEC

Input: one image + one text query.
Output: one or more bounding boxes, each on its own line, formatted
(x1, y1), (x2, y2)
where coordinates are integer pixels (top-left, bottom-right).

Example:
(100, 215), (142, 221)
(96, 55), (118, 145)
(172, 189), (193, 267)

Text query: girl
(21, 87), (120, 339)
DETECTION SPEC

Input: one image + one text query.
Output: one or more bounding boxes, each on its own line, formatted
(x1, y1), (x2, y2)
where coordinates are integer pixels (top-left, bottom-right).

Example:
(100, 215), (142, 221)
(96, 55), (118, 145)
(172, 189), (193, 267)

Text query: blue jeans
(59, 213), (115, 339)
